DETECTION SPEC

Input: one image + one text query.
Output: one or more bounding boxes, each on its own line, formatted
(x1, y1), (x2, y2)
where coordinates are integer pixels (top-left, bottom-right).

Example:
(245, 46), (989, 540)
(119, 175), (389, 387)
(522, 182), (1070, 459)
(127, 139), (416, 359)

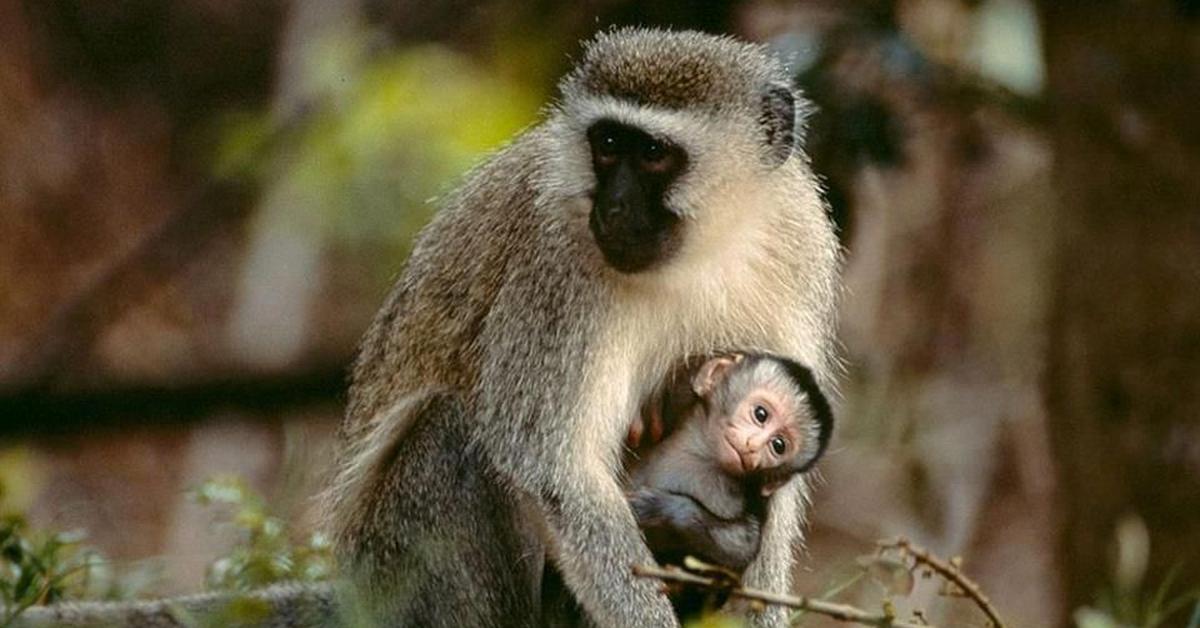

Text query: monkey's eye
(753, 405), (769, 423)
(591, 130), (622, 167)
(770, 436), (787, 456)
(642, 140), (665, 162)
(639, 140), (674, 173)
(598, 134), (619, 155)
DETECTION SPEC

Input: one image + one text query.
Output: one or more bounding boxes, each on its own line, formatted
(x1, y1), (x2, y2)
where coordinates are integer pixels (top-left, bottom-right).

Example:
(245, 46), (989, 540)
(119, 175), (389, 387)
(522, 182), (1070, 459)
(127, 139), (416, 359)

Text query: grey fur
(324, 27), (841, 628)
(564, 29), (787, 113)
(629, 486), (762, 572)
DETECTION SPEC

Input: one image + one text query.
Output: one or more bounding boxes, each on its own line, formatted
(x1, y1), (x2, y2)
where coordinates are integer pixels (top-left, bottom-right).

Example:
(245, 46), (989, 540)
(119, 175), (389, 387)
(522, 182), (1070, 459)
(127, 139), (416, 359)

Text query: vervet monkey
(627, 353), (833, 573)
(325, 27), (841, 628)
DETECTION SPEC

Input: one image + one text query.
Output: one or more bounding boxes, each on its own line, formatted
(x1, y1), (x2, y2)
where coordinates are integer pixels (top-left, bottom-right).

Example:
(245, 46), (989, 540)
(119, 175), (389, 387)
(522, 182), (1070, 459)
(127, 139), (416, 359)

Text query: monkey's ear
(692, 356), (739, 396)
(760, 83), (797, 166)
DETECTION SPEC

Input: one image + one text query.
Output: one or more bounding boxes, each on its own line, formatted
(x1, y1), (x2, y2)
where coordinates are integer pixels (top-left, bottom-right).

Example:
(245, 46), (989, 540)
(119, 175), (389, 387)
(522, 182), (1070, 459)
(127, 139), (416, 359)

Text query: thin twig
(633, 565), (934, 628)
(879, 538), (1006, 628)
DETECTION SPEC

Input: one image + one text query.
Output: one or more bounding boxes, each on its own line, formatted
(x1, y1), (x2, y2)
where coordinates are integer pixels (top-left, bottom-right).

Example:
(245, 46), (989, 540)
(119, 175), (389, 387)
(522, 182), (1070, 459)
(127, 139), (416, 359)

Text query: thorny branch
(632, 564), (935, 628)
(878, 537), (1006, 628)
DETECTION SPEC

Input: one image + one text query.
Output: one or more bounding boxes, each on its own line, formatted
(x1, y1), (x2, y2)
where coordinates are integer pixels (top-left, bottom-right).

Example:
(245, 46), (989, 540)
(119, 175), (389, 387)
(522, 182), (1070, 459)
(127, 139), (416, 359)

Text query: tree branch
(0, 362), (347, 436)
(878, 537), (1006, 628)
(632, 565), (934, 628)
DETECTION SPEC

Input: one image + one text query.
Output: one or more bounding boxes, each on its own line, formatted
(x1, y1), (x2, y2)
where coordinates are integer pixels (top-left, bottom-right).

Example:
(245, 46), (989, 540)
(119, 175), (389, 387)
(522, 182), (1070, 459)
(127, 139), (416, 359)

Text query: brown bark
(1038, 2), (1200, 624)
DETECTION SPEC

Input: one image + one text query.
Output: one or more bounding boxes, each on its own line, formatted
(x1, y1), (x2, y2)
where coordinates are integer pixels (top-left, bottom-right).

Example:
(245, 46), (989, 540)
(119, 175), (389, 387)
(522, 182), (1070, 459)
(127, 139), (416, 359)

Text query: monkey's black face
(586, 120), (688, 273)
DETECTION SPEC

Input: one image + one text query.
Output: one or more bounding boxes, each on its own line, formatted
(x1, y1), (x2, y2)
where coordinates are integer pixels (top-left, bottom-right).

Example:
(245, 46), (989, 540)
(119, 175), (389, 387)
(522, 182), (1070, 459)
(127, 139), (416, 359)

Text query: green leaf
(1074, 607), (1121, 628)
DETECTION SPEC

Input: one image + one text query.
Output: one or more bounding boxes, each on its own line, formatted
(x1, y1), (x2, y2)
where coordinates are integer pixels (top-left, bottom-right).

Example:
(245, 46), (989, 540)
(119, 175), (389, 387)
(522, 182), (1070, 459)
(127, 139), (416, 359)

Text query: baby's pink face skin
(713, 388), (804, 478)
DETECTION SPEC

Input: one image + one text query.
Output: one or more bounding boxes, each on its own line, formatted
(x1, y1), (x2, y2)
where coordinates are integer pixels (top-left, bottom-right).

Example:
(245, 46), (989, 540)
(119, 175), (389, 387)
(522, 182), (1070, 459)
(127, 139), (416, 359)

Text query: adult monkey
(325, 28), (841, 627)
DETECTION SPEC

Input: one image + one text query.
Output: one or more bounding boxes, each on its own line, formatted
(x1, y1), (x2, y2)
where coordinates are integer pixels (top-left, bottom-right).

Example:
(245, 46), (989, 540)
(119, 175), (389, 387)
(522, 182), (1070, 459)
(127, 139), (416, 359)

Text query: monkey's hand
(630, 369), (696, 450)
(628, 487), (762, 573)
(534, 473), (679, 627)
(628, 391), (667, 450)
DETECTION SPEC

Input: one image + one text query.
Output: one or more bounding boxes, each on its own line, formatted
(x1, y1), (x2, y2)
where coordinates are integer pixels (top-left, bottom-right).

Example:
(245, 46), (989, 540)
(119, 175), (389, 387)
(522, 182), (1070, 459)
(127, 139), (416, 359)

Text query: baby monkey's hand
(627, 389), (667, 450)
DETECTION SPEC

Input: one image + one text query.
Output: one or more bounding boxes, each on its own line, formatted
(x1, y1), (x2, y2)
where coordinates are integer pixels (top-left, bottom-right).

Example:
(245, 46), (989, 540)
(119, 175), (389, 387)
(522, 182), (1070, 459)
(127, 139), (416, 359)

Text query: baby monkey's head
(692, 353), (833, 495)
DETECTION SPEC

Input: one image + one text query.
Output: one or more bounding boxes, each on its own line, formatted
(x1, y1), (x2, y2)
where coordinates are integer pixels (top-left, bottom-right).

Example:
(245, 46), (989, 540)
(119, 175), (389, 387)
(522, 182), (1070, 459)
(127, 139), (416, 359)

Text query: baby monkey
(626, 352), (833, 572)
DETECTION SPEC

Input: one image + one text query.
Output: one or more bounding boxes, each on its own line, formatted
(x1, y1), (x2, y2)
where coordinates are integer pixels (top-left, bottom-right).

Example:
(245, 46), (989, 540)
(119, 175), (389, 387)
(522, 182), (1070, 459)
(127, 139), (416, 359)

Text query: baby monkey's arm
(628, 487), (762, 572)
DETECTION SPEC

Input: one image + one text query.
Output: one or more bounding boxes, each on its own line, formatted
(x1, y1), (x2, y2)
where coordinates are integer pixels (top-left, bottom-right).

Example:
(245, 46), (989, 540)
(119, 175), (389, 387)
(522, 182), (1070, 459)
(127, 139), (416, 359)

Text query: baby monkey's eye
(753, 405), (769, 423)
(770, 436), (787, 456)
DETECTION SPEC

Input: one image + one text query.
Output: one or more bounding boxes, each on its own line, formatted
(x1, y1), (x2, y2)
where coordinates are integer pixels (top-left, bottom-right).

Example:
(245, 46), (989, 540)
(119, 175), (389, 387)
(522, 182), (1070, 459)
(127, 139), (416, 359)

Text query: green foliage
(210, 30), (543, 289)
(192, 476), (332, 592)
(0, 515), (105, 627)
(1076, 575), (1200, 628)
(1074, 517), (1200, 628)
(684, 613), (745, 628)
(0, 478), (157, 626)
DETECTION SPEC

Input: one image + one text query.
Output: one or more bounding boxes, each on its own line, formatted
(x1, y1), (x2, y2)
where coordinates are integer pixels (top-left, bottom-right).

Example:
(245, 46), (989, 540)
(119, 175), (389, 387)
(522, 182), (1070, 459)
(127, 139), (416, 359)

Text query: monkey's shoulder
(346, 127), (582, 423)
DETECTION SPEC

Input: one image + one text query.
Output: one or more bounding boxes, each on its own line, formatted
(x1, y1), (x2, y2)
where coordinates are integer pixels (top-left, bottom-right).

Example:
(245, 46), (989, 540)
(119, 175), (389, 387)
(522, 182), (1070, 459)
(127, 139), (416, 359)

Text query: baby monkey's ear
(691, 353), (744, 397)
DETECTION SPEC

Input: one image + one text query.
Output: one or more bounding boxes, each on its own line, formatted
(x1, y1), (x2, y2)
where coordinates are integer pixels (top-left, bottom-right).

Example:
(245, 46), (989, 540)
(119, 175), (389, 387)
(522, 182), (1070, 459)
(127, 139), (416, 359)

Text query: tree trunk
(1038, 2), (1200, 624)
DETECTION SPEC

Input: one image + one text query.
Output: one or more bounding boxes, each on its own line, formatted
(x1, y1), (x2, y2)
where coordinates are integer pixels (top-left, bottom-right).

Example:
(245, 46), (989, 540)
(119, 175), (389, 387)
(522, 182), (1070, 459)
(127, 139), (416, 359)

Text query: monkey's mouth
(720, 435), (748, 476)
(589, 211), (675, 273)
(588, 197), (682, 274)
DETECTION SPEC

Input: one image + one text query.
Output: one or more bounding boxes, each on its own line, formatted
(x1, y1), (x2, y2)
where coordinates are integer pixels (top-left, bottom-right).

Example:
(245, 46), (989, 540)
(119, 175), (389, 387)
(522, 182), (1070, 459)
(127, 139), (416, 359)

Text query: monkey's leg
(340, 393), (544, 628)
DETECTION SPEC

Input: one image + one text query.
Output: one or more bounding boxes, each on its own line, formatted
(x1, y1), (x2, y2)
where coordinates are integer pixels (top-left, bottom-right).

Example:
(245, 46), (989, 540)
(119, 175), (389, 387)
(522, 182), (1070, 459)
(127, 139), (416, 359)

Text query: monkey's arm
(740, 477), (808, 627)
(536, 471), (678, 627)
(476, 269), (680, 627)
(628, 487), (762, 572)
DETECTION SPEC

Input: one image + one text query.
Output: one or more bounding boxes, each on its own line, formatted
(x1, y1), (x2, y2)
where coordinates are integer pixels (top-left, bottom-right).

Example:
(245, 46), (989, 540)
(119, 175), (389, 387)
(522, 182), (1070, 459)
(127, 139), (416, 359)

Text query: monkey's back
(344, 128), (554, 431)
(323, 128), (560, 559)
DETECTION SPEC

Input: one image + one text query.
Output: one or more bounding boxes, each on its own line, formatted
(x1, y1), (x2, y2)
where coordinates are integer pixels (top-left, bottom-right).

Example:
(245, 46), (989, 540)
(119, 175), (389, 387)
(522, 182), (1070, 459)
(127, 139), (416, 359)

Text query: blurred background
(1, 1), (1197, 626)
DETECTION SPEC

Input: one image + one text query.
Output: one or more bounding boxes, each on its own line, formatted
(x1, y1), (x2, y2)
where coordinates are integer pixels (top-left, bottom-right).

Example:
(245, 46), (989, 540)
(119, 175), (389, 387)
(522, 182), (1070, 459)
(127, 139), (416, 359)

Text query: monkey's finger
(627, 417), (645, 449)
(648, 405), (665, 443)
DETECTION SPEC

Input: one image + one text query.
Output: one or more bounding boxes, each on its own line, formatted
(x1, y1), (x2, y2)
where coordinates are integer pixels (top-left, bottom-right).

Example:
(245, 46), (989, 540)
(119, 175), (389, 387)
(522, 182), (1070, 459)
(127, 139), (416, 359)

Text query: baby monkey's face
(690, 354), (815, 485)
(710, 384), (807, 480)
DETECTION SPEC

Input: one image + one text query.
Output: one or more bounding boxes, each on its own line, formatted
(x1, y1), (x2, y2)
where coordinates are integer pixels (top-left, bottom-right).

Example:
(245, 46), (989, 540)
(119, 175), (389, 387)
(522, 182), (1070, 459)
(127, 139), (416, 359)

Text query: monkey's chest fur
(576, 244), (822, 472)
